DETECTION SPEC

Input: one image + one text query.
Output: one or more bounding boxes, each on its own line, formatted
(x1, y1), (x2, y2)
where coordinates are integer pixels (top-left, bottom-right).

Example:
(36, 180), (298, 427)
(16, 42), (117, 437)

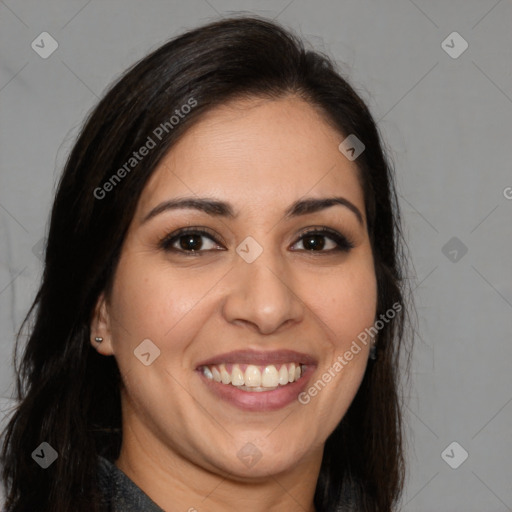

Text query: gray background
(1, 1), (511, 510)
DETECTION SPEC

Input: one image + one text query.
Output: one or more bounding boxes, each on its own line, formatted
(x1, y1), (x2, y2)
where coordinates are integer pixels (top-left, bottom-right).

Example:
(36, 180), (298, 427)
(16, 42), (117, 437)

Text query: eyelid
(160, 226), (225, 247)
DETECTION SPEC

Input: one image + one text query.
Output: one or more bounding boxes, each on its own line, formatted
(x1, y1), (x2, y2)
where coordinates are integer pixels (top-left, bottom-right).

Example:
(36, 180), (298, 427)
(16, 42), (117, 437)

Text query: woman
(1, 16), (412, 512)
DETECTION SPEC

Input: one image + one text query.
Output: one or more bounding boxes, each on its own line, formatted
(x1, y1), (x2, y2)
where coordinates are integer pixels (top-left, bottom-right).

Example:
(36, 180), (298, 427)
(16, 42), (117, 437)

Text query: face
(92, 95), (377, 479)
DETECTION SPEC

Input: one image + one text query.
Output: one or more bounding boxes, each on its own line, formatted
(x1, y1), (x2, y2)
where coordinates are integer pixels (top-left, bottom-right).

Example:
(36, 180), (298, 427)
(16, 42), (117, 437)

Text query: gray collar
(97, 455), (165, 512)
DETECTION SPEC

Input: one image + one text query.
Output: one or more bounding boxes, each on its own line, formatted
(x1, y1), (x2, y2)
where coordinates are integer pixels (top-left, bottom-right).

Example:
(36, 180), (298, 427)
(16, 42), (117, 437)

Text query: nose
(221, 245), (305, 335)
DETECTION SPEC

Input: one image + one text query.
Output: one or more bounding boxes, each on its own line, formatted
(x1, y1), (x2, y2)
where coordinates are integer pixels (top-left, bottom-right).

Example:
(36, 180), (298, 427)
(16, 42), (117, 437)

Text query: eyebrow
(142, 196), (364, 226)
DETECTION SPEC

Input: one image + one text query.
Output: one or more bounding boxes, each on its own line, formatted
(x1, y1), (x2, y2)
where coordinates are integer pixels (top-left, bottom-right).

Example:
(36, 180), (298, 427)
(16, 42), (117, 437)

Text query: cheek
(313, 262), (378, 348)
(108, 255), (201, 349)
(294, 261), (377, 439)
(108, 252), (229, 371)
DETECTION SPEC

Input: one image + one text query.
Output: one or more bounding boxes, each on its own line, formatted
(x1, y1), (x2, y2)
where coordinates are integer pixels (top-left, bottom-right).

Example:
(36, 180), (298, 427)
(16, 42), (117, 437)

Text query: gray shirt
(97, 456), (165, 512)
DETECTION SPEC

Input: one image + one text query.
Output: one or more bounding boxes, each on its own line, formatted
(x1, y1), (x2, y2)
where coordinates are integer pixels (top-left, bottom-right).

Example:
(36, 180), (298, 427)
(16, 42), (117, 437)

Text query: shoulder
(96, 455), (165, 512)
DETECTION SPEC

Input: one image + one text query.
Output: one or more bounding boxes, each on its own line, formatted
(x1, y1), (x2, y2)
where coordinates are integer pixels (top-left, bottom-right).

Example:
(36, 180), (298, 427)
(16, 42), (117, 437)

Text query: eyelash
(159, 226), (355, 256)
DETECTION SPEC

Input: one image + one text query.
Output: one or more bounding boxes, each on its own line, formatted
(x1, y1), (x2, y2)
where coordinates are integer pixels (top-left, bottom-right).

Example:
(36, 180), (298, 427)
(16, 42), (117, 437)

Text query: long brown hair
(1, 16), (413, 512)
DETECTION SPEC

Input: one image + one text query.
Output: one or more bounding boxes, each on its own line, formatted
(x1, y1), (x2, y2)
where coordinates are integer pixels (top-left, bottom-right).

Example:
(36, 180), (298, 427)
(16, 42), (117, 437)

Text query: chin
(226, 457), (301, 481)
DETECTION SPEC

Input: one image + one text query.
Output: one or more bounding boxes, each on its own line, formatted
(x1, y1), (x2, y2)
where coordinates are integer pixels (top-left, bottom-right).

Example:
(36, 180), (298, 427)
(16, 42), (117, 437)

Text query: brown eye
(159, 226), (354, 256)
(291, 228), (355, 253)
(160, 228), (225, 254)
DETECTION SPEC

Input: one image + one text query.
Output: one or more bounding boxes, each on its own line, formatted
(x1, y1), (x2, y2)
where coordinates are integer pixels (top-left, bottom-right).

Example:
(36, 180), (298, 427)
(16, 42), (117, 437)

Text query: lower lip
(196, 365), (316, 412)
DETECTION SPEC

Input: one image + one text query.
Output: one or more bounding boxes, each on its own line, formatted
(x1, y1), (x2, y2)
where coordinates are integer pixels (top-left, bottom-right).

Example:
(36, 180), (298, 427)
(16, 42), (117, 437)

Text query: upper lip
(195, 349), (318, 368)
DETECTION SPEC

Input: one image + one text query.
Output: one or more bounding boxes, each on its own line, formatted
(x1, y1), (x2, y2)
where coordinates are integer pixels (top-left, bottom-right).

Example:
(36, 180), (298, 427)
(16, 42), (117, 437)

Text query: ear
(90, 292), (115, 356)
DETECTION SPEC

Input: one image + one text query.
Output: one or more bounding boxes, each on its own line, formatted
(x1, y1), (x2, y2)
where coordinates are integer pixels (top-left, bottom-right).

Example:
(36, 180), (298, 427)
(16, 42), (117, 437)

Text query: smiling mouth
(198, 362), (306, 391)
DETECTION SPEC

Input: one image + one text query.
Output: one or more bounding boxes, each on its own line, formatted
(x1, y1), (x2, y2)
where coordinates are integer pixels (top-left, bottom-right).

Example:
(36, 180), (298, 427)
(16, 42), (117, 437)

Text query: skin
(91, 95), (378, 512)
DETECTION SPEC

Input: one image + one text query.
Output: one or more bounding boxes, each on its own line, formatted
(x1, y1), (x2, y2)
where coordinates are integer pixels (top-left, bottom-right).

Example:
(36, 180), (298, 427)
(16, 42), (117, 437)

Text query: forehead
(136, 95), (365, 219)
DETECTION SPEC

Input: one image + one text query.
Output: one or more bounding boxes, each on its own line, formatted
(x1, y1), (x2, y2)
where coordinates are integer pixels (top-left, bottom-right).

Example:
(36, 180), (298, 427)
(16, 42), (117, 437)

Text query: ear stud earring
(369, 343), (377, 360)
(94, 337), (103, 343)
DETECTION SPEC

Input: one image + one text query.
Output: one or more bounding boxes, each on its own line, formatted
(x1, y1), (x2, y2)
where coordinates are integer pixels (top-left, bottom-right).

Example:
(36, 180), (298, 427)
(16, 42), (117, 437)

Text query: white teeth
(288, 363), (296, 383)
(261, 365), (279, 388)
(278, 365), (289, 385)
(201, 362), (304, 390)
(211, 366), (221, 383)
(244, 365), (261, 387)
(231, 364), (244, 386)
(219, 363), (231, 385)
